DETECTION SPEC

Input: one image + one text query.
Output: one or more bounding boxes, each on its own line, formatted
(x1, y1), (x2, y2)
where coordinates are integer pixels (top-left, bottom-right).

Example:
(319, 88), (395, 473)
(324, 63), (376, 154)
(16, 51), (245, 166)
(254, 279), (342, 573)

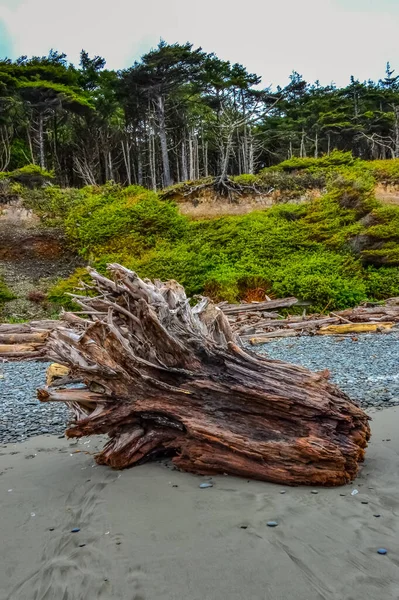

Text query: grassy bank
(18, 154), (399, 313)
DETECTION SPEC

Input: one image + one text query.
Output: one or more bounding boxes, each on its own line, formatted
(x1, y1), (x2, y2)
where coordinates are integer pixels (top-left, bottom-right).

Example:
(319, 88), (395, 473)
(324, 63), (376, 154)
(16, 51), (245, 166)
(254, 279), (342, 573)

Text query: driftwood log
(0, 321), (62, 360)
(38, 264), (370, 486)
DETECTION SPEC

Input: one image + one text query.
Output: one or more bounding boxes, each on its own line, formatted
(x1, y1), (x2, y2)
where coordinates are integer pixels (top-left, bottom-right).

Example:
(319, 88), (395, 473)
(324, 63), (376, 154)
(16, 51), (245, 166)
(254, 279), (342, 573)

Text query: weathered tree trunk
(38, 264), (370, 486)
(156, 94), (171, 187)
(181, 139), (188, 182)
(121, 139), (132, 185)
(38, 112), (45, 170)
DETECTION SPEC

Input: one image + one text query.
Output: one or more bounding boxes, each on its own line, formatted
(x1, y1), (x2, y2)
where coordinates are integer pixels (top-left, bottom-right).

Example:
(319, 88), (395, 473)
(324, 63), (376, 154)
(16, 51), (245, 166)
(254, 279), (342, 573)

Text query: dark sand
(1, 407), (398, 600)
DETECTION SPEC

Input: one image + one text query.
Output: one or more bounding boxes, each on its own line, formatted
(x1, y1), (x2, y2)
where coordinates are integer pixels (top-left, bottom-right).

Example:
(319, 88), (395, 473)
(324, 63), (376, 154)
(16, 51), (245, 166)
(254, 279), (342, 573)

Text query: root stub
(38, 263), (370, 486)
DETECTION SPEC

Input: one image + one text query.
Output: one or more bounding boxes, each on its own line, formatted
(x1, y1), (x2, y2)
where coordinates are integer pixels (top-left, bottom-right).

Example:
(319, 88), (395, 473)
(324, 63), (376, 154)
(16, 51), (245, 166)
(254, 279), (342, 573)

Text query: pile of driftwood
(2, 296), (398, 360)
(37, 264), (370, 486)
(220, 297), (399, 344)
(0, 321), (62, 360)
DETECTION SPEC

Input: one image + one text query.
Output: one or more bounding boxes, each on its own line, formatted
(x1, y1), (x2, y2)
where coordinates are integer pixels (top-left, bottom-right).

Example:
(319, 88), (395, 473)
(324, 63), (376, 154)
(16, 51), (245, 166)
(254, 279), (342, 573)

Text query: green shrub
(47, 267), (92, 311)
(0, 280), (15, 303)
(64, 184), (187, 252)
(366, 267), (399, 298)
(22, 186), (81, 225)
(43, 171), (399, 311)
(368, 159), (399, 185)
(263, 150), (356, 173)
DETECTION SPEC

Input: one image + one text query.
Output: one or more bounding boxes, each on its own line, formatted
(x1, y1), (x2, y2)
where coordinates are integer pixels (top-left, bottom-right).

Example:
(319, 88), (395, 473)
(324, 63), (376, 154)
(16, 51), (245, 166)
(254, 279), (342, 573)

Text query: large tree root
(38, 264), (370, 486)
(161, 175), (271, 202)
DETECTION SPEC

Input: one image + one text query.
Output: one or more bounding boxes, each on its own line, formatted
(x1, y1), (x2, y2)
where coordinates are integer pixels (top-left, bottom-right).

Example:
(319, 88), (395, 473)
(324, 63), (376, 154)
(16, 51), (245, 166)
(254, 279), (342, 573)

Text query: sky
(0, 0), (399, 88)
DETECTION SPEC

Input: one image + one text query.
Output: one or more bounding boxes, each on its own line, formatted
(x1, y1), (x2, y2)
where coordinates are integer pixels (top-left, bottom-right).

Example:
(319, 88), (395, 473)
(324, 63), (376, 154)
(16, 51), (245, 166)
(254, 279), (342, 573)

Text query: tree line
(1, 42), (399, 189)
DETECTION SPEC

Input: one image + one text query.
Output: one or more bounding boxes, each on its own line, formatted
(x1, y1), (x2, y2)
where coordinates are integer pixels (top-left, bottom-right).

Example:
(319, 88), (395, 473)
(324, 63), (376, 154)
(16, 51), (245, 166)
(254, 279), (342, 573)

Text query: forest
(2, 42), (399, 189)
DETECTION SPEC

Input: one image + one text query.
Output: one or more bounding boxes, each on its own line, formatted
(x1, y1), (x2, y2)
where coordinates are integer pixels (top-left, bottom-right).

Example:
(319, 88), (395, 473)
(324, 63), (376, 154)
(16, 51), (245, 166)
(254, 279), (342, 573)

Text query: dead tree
(38, 264), (370, 486)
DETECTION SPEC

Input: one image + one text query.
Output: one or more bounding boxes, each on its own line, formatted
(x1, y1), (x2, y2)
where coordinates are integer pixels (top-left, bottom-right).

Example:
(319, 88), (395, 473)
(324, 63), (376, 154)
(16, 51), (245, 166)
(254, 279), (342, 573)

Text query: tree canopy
(1, 44), (399, 187)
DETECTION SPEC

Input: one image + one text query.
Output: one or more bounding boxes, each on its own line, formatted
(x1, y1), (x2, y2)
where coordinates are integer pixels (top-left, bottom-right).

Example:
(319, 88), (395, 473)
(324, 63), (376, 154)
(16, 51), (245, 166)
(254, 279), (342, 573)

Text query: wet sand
(1, 407), (398, 600)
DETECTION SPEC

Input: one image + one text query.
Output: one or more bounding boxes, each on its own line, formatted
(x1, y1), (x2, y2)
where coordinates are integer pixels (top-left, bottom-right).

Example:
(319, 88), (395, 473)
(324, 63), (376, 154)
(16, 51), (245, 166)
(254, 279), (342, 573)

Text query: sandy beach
(1, 406), (398, 600)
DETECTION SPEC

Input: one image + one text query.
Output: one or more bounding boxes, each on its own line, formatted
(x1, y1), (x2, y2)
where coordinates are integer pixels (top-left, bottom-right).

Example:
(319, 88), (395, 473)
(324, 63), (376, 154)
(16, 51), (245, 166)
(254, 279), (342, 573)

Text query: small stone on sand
(267, 521), (279, 527)
(377, 548), (387, 555)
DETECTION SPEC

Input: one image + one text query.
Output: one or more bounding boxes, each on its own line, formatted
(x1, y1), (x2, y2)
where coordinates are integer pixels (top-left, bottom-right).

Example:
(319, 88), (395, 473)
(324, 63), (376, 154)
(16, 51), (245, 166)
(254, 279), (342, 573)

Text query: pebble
(361, 501), (369, 504)
(0, 362), (69, 443)
(267, 521), (279, 527)
(71, 528), (80, 533)
(377, 548), (387, 555)
(374, 514), (381, 518)
(199, 483), (213, 489)
(280, 490), (286, 494)
(311, 490), (319, 494)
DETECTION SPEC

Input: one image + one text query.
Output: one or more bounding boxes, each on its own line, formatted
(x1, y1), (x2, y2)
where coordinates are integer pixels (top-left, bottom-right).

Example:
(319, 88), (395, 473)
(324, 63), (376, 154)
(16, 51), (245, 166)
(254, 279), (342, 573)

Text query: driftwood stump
(38, 264), (370, 486)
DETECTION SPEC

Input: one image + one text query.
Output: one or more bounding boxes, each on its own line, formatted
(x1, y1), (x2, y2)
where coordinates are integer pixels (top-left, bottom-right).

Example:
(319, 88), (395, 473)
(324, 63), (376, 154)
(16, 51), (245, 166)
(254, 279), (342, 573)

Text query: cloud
(0, 0), (398, 86)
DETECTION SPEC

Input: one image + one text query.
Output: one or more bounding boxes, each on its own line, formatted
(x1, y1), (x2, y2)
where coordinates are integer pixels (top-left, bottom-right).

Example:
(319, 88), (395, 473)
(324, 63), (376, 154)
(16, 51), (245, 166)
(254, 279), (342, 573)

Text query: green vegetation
(3, 45), (399, 191)
(25, 159), (399, 313)
(0, 279), (15, 304)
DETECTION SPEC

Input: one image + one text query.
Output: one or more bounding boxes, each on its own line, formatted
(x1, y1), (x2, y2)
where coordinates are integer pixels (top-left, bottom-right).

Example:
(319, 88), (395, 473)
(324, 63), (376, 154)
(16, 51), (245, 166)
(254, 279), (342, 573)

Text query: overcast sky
(1, 0), (399, 87)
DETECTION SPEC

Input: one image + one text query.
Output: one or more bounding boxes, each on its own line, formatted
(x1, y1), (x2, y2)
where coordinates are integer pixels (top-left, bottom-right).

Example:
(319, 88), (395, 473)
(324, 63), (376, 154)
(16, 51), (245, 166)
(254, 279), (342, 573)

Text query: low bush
(35, 160), (399, 312)
(0, 280), (15, 303)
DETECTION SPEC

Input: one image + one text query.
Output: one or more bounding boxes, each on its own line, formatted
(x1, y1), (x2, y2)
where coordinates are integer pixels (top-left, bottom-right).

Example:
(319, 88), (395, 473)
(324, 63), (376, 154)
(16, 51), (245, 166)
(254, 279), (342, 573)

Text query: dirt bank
(0, 201), (81, 321)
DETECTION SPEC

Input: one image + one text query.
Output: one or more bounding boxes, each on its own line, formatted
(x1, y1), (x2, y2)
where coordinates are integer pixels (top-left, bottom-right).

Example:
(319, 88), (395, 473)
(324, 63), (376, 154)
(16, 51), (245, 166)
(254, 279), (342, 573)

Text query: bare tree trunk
(181, 139), (188, 181)
(27, 128), (35, 164)
(0, 126), (11, 171)
(188, 132), (194, 180)
(148, 128), (157, 191)
(248, 138), (254, 175)
(38, 113), (45, 169)
(195, 134), (200, 180)
(220, 132), (233, 179)
(237, 133), (243, 175)
(156, 95), (171, 187)
(394, 106), (399, 158)
(300, 128), (306, 158)
(314, 131), (319, 158)
(121, 140), (132, 185)
(108, 151), (114, 181)
(137, 141), (143, 186)
(203, 140), (208, 178)
(327, 133), (331, 155)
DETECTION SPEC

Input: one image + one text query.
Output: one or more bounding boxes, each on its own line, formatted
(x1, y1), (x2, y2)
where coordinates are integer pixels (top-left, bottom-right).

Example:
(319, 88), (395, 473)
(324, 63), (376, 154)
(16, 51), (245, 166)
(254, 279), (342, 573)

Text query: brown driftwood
(220, 297), (298, 315)
(37, 264), (370, 486)
(335, 305), (399, 323)
(0, 343), (44, 354)
(0, 332), (48, 344)
(0, 321), (63, 360)
(318, 322), (394, 335)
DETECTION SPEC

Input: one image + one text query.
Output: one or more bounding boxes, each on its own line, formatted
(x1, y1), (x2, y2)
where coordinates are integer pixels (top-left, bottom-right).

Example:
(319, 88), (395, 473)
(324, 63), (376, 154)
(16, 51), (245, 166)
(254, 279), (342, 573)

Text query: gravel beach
(1, 331), (399, 444)
(0, 361), (68, 444)
(256, 331), (399, 408)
